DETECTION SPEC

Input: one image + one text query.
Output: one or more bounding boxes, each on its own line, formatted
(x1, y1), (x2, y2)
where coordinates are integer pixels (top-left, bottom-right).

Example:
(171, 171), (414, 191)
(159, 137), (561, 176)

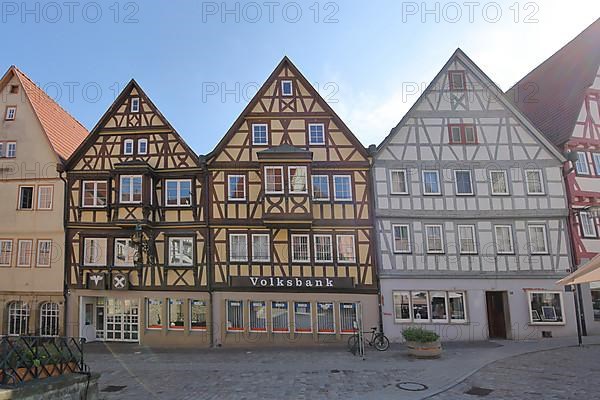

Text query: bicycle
(347, 326), (390, 354)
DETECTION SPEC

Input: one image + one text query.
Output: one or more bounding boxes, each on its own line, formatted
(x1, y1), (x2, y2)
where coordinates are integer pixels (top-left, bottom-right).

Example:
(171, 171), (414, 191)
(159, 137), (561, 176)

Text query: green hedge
(402, 327), (440, 343)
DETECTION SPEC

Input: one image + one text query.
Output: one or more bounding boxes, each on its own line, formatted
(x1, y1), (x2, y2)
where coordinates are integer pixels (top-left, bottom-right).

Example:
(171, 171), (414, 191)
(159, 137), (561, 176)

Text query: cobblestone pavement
(429, 345), (600, 400)
(86, 340), (600, 400)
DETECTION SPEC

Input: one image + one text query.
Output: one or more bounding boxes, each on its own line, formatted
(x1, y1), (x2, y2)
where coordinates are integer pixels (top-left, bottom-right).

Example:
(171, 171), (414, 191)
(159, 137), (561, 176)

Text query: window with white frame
(575, 152), (589, 174)
(228, 175), (246, 201)
(580, 212), (597, 238)
(168, 237), (194, 266)
(333, 175), (352, 201)
(264, 166), (284, 194)
(17, 240), (32, 267)
(36, 240), (52, 267)
(146, 298), (163, 329)
(83, 238), (107, 266)
(528, 291), (564, 324)
(494, 225), (514, 254)
(294, 302), (312, 333)
(82, 181), (108, 207)
(424, 225), (444, 253)
(6, 142), (16, 158)
(5, 106), (16, 120)
(390, 170), (408, 194)
(18, 186), (34, 210)
(454, 170), (473, 195)
(308, 123), (325, 145)
(37, 186), (53, 210)
(458, 225), (477, 254)
(271, 301), (289, 333)
(291, 234), (310, 262)
(166, 179), (192, 206)
(249, 301), (267, 332)
(40, 302), (59, 337)
(392, 225), (411, 253)
(120, 175), (142, 203)
(131, 97), (140, 113)
(123, 139), (134, 155)
(138, 138), (148, 155)
(336, 235), (356, 263)
(226, 300), (244, 331)
(190, 300), (207, 331)
(289, 166), (308, 193)
(114, 238), (135, 267)
(0, 143), (3, 157)
(168, 299), (184, 330)
(252, 234), (270, 262)
(490, 170), (509, 195)
(422, 170), (441, 195)
(528, 225), (548, 254)
(525, 170), (544, 195)
(7, 301), (29, 336)
(393, 290), (467, 323)
(281, 80), (293, 96)
(252, 124), (268, 145)
(229, 234), (248, 262)
(339, 303), (357, 334)
(311, 175), (329, 200)
(0, 240), (12, 266)
(317, 302), (335, 334)
(593, 153), (600, 175)
(314, 235), (333, 262)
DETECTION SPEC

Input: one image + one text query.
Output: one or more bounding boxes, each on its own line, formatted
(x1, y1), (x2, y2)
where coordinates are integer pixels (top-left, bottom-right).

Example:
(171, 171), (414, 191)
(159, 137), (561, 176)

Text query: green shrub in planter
(402, 327), (439, 343)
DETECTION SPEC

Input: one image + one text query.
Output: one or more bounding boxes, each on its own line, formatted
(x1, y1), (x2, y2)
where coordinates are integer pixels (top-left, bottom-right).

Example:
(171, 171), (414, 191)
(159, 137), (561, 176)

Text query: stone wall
(0, 373), (99, 400)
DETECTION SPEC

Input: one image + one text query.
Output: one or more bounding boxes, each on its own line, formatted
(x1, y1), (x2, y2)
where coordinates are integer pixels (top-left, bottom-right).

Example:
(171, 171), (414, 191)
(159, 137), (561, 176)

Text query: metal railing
(0, 336), (86, 387)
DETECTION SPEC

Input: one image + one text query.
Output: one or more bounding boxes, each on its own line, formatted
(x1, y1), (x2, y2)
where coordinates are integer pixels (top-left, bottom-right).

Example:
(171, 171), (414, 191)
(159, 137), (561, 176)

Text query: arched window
(40, 302), (60, 337)
(8, 301), (29, 336)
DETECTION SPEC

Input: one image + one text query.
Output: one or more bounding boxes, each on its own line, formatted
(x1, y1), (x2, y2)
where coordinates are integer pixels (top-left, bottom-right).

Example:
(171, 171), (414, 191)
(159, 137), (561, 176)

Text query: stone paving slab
(85, 336), (600, 400)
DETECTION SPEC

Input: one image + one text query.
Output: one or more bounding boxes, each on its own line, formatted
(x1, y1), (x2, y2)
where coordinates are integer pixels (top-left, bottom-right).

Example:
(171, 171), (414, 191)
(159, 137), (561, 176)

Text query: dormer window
(124, 139), (134, 155)
(5, 106), (16, 121)
(448, 71), (466, 91)
(9, 85), (18, 94)
(138, 138), (148, 155)
(281, 80), (293, 96)
(308, 123), (325, 145)
(131, 97), (140, 113)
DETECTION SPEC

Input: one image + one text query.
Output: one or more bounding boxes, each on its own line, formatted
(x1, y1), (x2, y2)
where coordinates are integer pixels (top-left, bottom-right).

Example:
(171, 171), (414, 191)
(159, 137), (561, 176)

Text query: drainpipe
(202, 159), (214, 348)
(58, 164), (69, 338)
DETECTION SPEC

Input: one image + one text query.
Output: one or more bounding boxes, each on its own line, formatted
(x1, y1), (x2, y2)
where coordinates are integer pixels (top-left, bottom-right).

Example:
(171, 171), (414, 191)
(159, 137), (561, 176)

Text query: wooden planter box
(0, 362), (77, 384)
(406, 340), (442, 358)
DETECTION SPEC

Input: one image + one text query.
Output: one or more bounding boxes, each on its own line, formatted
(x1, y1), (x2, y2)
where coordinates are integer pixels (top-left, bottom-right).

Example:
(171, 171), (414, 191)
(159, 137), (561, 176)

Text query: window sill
(528, 322), (566, 326)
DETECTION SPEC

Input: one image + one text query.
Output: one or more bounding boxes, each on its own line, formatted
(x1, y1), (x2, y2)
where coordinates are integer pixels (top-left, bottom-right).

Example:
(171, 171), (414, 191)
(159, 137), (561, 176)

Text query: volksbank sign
(230, 276), (355, 289)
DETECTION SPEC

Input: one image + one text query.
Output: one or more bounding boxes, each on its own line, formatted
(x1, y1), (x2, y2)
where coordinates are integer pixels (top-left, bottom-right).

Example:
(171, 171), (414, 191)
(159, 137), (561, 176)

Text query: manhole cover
(465, 386), (493, 396)
(396, 382), (428, 391)
(101, 385), (127, 393)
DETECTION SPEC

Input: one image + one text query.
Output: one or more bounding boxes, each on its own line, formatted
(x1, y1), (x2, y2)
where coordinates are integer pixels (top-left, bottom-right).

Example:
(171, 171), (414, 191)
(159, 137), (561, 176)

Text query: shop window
(339, 303), (357, 334)
(317, 302), (335, 334)
(146, 299), (163, 329)
(168, 299), (184, 330)
(392, 290), (467, 323)
(249, 301), (267, 332)
(528, 291), (564, 325)
(294, 302), (312, 333)
(271, 301), (289, 333)
(226, 300), (244, 332)
(190, 300), (207, 331)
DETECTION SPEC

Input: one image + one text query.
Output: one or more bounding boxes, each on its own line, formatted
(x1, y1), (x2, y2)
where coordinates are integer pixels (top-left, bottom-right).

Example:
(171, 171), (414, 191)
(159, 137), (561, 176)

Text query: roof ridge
(12, 65), (89, 132)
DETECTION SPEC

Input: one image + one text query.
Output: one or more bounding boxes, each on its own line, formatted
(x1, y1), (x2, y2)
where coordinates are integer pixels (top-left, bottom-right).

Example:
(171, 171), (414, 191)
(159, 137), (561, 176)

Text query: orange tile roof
(7, 66), (89, 161)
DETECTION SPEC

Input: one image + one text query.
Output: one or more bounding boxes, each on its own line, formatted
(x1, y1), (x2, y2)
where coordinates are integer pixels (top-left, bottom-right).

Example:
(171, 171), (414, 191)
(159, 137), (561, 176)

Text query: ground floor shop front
(380, 278), (579, 342)
(66, 290), (379, 347)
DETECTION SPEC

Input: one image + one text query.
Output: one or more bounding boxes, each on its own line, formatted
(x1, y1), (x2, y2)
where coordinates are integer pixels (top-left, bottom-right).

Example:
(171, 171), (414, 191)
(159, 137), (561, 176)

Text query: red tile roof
(507, 18), (600, 147)
(2, 66), (89, 161)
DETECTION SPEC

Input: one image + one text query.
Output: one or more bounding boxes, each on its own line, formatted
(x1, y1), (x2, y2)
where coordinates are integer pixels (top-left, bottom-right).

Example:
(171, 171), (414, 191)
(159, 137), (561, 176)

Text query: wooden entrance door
(486, 291), (507, 339)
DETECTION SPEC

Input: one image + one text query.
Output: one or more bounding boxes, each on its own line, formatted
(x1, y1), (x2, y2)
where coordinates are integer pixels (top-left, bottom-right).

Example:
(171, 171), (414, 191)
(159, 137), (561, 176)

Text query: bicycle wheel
(347, 334), (359, 354)
(373, 333), (390, 351)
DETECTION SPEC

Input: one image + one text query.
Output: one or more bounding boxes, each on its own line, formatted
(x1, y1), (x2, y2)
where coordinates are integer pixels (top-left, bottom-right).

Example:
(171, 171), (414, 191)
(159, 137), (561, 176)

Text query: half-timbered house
(372, 49), (577, 342)
(207, 57), (378, 346)
(0, 66), (88, 337)
(508, 18), (600, 335)
(64, 81), (209, 346)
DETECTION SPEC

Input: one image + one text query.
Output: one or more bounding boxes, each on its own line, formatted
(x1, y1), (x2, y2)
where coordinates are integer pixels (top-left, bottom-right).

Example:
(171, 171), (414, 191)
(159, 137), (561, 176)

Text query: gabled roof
(506, 18), (600, 147)
(0, 66), (89, 161)
(376, 48), (566, 162)
(206, 56), (369, 161)
(66, 79), (201, 169)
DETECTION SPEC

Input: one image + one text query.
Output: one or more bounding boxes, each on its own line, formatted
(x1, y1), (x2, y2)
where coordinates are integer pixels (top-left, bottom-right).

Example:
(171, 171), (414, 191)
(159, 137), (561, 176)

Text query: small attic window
(281, 80), (293, 96)
(5, 106), (16, 121)
(131, 97), (140, 113)
(9, 85), (18, 94)
(449, 71), (466, 91)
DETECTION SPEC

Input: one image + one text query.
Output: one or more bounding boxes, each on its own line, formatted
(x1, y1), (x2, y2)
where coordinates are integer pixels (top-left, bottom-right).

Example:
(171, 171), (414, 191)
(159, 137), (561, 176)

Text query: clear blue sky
(4, 0), (599, 154)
